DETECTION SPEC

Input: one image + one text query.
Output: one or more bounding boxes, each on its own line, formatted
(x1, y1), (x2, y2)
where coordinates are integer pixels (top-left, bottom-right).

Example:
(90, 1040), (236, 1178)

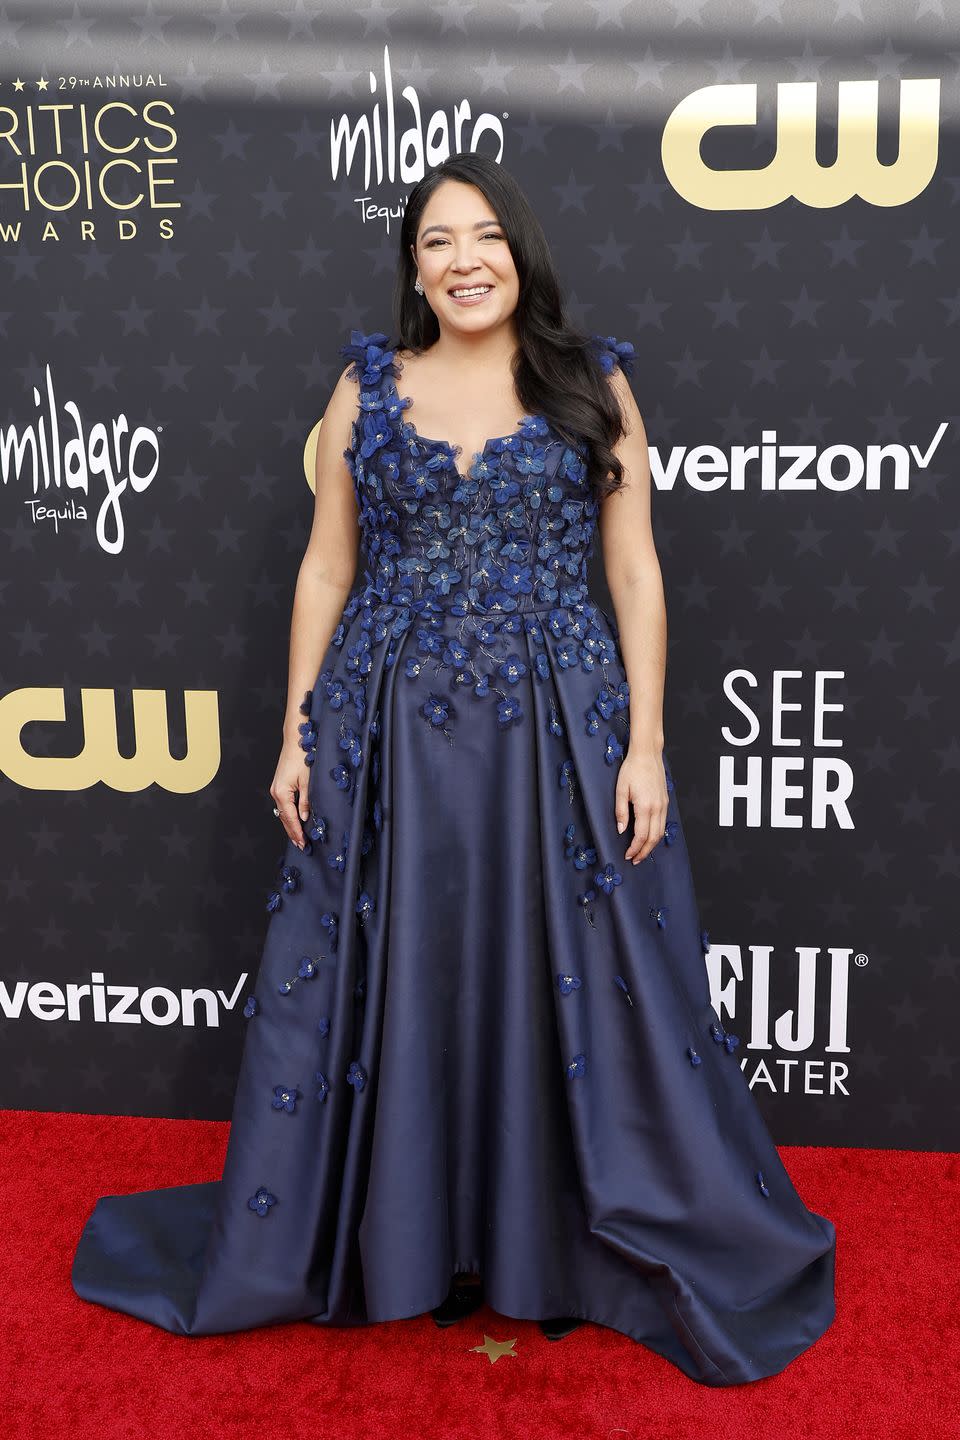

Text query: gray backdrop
(2, 2), (957, 1150)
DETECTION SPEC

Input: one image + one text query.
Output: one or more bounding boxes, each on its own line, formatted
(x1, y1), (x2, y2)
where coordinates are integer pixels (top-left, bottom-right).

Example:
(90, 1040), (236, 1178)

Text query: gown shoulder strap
(337, 327), (400, 389)
(588, 332), (636, 378)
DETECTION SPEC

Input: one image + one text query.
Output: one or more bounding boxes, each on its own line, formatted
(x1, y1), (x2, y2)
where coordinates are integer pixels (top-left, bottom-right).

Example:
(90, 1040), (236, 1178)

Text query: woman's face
(410, 179), (520, 338)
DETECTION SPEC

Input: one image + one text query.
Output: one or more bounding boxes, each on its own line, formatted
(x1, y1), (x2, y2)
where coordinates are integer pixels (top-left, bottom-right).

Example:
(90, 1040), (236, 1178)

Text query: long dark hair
(390, 153), (630, 499)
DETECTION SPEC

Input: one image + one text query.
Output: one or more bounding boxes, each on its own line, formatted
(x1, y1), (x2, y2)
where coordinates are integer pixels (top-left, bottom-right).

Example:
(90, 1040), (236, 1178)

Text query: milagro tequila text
(1, 362), (159, 553)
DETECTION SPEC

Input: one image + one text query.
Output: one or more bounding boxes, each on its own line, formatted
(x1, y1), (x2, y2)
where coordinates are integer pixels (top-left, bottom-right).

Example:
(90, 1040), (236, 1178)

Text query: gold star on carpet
(470, 1333), (518, 1363)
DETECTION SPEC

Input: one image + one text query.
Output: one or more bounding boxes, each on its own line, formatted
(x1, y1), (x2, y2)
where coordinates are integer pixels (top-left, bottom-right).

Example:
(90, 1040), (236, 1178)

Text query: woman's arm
(271, 366), (362, 848)
(280, 364), (362, 744)
(597, 368), (669, 864)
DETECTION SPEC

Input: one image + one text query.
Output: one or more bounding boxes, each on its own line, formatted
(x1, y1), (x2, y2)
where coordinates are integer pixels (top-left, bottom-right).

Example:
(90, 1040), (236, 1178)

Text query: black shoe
(539, 1316), (583, 1340)
(431, 1275), (484, 1328)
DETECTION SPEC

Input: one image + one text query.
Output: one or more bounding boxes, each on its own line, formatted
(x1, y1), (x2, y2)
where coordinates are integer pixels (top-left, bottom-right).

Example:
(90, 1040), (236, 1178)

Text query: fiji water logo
(1, 970), (249, 1027)
(330, 43), (506, 191)
(706, 942), (865, 1097)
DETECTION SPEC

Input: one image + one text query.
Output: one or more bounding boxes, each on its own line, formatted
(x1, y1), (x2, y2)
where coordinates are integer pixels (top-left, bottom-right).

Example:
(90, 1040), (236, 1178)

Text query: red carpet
(8, 1108), (958, 1440)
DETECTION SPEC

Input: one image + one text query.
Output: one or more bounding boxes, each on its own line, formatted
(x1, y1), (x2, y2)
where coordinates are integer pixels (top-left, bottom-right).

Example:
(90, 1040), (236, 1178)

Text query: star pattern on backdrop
(0, 0), (954, 1149)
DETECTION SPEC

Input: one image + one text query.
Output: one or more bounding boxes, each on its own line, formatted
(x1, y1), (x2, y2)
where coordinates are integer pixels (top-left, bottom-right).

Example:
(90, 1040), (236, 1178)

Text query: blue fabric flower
(326, 678), (349, 710)
(315, 1071), (330, 1102)
(317, 1016), (330, 1037)
(604, 732), (624, 767)
(613, 975), (633, 1006)
(247, 1187), (277, 1215)
(497, 695), (523, 727)
(266, 861), (302, 914)
(271, 1084), (300, 1113)
(595, 863), (623, 895)
(556, 973), (582, 994)
(321, 910), (339, 952)
(243, 996), (259, 1018)
(422, 693), (449, 727)
(589, 332), (636, 377)
(346, 1060), (367, 1091)
(498, 653), (527, 685)
(566, 1052), (587, 1078)
(709, 1016), (740, 1053)
(570, 842), (597, 870)
(279, 865), (300, 895)
(331, 763), (352, 792)
(338, 727), (363, 768)
(298, 718), (318, 766)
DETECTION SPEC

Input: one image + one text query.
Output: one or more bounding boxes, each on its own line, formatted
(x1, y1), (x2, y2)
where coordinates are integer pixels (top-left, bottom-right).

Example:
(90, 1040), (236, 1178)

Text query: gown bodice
(338, 328), (636, 617)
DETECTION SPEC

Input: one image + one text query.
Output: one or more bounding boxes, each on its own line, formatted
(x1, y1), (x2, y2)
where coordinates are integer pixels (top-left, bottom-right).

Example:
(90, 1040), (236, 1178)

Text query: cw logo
(662, 78), (940, 210)
(0, 687), (220, 791)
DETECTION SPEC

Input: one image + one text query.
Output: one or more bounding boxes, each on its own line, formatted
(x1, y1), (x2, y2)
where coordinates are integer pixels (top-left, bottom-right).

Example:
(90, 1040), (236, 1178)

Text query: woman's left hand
(614, 746), (669, 864)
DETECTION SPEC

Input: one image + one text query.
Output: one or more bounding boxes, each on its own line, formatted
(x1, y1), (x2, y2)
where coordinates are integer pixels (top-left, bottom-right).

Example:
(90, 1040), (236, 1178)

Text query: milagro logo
(1, 362), (160, 552)
(1, 970), (250, 1028)
(706, 941), (859, 1097)
(330, 43), (506, 197)
(651, 422), (947, 493)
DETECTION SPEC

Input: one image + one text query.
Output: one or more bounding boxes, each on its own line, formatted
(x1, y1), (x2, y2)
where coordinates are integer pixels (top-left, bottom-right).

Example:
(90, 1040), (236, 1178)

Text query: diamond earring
(414, 276), (423, 294)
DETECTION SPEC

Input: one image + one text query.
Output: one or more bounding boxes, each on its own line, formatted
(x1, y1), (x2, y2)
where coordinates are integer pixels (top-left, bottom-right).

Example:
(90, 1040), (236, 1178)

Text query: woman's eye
(425, 232), (503, 247)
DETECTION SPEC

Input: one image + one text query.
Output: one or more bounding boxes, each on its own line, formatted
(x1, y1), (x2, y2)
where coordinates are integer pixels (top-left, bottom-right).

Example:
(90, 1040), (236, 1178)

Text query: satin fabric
(72, 329), (836, 1386)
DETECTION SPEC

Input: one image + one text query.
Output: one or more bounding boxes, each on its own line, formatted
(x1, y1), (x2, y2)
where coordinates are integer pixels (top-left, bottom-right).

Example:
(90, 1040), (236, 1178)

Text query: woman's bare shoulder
(393, 344), (426, 369)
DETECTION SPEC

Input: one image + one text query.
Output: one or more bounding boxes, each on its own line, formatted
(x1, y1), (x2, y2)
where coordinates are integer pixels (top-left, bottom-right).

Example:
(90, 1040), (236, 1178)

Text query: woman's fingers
(272, 772), (310, 850)
(625, 794), (667, 863)
(615, 782), (631, 835)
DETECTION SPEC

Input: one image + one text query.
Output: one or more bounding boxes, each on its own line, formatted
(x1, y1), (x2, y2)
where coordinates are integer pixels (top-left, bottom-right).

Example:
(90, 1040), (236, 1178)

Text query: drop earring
(414, 276), (423, 294)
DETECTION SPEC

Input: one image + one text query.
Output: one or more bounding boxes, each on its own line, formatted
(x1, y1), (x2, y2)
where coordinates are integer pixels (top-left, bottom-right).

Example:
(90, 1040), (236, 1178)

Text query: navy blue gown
(71, 327), (836, 1386)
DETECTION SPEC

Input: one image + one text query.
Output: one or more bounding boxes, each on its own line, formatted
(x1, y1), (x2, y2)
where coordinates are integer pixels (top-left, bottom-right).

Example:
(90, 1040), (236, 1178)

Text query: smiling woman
(70, 151), (836, 1387)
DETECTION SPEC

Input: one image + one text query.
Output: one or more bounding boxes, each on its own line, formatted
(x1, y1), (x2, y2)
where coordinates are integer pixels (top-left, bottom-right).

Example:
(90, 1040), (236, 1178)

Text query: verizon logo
(1, 970), (249, 1028)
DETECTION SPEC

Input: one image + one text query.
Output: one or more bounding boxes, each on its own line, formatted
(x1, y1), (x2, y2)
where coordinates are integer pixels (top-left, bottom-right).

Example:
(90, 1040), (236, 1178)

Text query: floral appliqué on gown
(71, 326), (836, 1388)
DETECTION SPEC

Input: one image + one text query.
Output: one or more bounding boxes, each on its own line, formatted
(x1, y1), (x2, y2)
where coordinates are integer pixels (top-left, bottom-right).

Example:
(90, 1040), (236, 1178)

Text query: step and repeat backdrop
(1, 2), (955, 1149)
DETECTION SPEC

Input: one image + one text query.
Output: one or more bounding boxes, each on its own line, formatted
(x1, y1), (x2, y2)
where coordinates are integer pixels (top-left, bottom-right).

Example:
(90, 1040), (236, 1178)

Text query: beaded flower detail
(271, 1085), (300, 1114)
(247, 1187), (277, 1216)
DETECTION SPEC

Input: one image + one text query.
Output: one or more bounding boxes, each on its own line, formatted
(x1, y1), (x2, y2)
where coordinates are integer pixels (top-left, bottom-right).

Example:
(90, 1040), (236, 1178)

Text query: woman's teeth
(450, 286), (492, 298)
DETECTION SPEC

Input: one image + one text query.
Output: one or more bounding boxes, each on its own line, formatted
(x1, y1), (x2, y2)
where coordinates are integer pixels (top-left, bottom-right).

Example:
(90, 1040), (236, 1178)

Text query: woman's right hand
(270, 739), (313, 850)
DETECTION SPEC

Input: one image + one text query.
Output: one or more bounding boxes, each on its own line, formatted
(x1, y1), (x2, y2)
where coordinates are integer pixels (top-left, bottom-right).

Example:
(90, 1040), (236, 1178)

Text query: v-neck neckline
(387, 377), (528, 483)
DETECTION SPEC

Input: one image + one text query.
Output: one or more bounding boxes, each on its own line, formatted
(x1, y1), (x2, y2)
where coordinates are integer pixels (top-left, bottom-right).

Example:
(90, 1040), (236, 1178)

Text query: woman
(72, 152), (836, 1385)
